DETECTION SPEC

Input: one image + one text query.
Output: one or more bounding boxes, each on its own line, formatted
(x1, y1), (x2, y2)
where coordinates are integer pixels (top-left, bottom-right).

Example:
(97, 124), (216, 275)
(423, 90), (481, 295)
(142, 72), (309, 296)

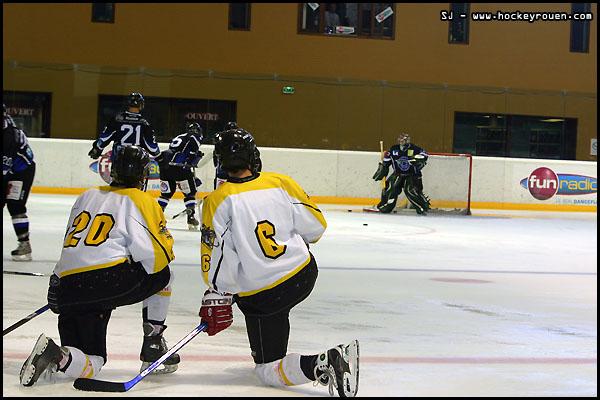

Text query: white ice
(3, 194), (597, 397)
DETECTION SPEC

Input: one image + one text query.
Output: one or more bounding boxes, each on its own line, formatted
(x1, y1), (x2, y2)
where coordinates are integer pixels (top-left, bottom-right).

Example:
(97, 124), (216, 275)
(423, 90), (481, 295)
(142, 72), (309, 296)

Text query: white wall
(27, 138), (597, 210)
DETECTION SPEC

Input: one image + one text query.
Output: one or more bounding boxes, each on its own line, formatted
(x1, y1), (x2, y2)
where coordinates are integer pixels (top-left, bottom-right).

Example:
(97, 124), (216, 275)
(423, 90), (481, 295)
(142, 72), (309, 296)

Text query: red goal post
(420, 152), (473, 214)
(390, 152), (473, 215)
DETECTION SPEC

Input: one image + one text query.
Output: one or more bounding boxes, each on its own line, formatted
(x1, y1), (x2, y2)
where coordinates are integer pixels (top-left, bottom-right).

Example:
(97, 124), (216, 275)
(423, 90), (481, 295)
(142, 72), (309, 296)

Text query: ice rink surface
(3, 194), (597, 397)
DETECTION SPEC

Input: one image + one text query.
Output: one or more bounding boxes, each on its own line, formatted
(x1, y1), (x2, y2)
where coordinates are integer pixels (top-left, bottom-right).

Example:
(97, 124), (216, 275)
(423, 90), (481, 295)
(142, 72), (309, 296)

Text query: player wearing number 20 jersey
(55, 185), (174, 278)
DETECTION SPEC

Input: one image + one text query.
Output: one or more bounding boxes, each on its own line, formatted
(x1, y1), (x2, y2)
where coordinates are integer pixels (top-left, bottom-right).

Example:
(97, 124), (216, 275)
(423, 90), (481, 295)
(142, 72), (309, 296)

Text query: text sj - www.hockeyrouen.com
(440, 10), (594, 23)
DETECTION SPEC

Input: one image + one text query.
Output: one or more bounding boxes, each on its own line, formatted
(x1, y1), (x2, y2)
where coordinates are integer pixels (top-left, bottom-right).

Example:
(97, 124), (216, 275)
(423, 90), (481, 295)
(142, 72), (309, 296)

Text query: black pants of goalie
(49, 262), (171, 363)
(377, 173), (430, 214)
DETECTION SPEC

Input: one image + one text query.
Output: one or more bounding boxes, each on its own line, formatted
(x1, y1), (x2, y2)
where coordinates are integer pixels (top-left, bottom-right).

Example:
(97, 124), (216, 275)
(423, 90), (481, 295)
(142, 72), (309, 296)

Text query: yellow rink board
(31, 186), (596, 213)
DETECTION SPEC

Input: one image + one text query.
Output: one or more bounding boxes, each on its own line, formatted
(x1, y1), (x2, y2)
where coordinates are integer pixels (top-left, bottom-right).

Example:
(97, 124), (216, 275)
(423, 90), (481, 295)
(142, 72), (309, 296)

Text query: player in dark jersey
(88, 92), (160, 161)
(373, 132), (431, 214)
(2, 104), (36, 260)
(156, 122), (205, 230)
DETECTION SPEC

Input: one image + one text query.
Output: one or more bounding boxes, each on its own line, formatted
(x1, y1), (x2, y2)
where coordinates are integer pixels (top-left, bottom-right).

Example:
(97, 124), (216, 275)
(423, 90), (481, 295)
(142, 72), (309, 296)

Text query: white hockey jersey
(201, 172), (327, 296)
(54, 186), (174, 278)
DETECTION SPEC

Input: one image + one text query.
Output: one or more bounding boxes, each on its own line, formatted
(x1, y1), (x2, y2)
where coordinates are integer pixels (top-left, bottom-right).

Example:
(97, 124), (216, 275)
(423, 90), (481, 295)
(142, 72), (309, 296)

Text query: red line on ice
(3, 353), (596, 364)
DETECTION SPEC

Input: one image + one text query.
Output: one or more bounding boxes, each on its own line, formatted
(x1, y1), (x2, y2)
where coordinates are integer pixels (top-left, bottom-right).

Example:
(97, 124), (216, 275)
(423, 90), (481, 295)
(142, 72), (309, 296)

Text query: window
(229, 3), (251, 30)
(298, 3), (394, 39)
(97, 95), (237, 143)
(453, 112), (577, 160)
(570, 3), (590, 53)
(92, 3), (115, 23)
(2, 91), (52, 138)
(448, 3), (469, 44)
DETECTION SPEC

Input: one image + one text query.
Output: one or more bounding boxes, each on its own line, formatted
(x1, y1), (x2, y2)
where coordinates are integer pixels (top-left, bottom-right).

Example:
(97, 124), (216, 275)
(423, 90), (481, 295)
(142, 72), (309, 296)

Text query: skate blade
(342, 340), (359, 397)
(12, 254), (32, 261)
(20, 334), (48, 386)
(140, 362), (179, 375)
(188, 224), (200, 231)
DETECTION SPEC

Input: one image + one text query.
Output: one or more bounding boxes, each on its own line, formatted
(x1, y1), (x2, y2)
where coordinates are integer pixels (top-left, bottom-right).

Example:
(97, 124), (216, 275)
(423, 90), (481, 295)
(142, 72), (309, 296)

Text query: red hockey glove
(199, 289), (233, 336)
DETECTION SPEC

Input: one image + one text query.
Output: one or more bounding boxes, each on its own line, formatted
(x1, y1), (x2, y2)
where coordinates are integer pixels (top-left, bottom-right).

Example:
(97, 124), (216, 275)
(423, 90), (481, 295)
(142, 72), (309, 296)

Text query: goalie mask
(214, 128), (258, 174)
(397, 133), (410, 148)
(110, 145), (151, 188)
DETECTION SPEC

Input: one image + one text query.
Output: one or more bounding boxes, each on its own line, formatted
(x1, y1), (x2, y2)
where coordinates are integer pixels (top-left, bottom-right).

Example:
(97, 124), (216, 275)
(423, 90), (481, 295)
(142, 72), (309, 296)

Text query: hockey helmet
(214, 128), (258, 174)
(3, 104), (15, 130)
(187, 122), (203, 140)
(127, 92), (145, 110)
(110, 144), (150, 188)
(224, 121), (238, 130)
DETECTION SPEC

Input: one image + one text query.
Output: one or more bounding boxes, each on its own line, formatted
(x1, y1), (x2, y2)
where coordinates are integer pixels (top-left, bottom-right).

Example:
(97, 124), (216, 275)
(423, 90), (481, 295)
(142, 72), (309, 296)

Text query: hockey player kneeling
(373, 132), (431, 215)
(20, 145), (179, 388)
(199, 128), (359, 397)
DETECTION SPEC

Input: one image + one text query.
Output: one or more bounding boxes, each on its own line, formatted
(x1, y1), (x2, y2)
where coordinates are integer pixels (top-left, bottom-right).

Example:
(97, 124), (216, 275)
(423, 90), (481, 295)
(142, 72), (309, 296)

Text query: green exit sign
(282, 86), (295, 94)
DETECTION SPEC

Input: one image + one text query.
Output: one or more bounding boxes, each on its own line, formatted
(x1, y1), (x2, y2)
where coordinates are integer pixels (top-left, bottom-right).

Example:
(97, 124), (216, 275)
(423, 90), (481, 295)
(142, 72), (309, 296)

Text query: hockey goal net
(370, 152), (473, 215)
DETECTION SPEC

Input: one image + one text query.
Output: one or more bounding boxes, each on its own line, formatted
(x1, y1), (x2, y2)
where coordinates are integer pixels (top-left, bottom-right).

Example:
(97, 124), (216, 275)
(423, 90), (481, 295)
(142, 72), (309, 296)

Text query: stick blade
(73, 378), (127, 392)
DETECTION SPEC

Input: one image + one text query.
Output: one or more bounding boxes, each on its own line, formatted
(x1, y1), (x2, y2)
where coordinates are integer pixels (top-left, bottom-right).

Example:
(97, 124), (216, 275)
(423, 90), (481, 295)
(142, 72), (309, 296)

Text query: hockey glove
(88, 145), (102, 159)
(372, 162), (389, 181)
(199, 289), (233, 336)
(47, 274), (62, 314)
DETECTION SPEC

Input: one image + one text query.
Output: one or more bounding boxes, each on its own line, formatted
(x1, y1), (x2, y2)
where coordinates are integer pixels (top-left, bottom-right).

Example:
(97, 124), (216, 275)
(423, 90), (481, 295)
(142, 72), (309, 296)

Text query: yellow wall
(3, 3), (597, 159)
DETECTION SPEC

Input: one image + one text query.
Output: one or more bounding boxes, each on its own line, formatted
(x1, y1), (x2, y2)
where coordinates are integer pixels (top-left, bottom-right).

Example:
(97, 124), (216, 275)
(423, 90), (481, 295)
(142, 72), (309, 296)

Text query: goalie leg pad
(404, 176), (430, 214)
(377, 174), (402, 213)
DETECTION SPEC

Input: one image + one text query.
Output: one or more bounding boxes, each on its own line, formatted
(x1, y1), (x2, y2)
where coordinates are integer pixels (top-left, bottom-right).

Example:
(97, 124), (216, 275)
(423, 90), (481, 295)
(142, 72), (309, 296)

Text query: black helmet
(224, 121), (238, 130)
(3, 104), (15, 130)
(127, 92), (145, 109)
(187, 122), (203, 139)
(110, 145), (150, 188)
(214, 129), (258, 173)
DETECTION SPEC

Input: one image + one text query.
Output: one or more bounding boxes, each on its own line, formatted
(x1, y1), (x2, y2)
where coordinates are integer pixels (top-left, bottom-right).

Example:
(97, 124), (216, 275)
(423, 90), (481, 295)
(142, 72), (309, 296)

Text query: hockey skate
(140, 323), (180, 374)
(11, 240), (32, 261)
(20, 334), (63, 386)
(314, 339), (360, 397)
(187, 210), (200, 231)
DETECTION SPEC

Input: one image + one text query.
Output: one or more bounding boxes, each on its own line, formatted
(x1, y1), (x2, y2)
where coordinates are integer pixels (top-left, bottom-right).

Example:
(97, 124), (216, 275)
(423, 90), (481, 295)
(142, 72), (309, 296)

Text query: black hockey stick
(172, 208), (192, 220)
(3, 270), (47, 277)
(73, 322), (208, 392)
(3, 304), (50, 336)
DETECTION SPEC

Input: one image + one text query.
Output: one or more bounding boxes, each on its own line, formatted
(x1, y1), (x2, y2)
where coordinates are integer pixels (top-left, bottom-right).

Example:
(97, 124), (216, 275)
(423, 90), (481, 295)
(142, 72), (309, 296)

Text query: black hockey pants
(234, 253), (318, 364)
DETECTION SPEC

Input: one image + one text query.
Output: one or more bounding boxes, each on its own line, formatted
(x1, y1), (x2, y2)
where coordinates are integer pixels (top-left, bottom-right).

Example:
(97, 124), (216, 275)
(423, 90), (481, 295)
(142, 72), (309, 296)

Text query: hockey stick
(379, 140), (386, 190)
(3, 270), (47, 277)
(73, 322), (208, 392)
(3, 304), (50, 336)
(172, 207), (192, 220)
